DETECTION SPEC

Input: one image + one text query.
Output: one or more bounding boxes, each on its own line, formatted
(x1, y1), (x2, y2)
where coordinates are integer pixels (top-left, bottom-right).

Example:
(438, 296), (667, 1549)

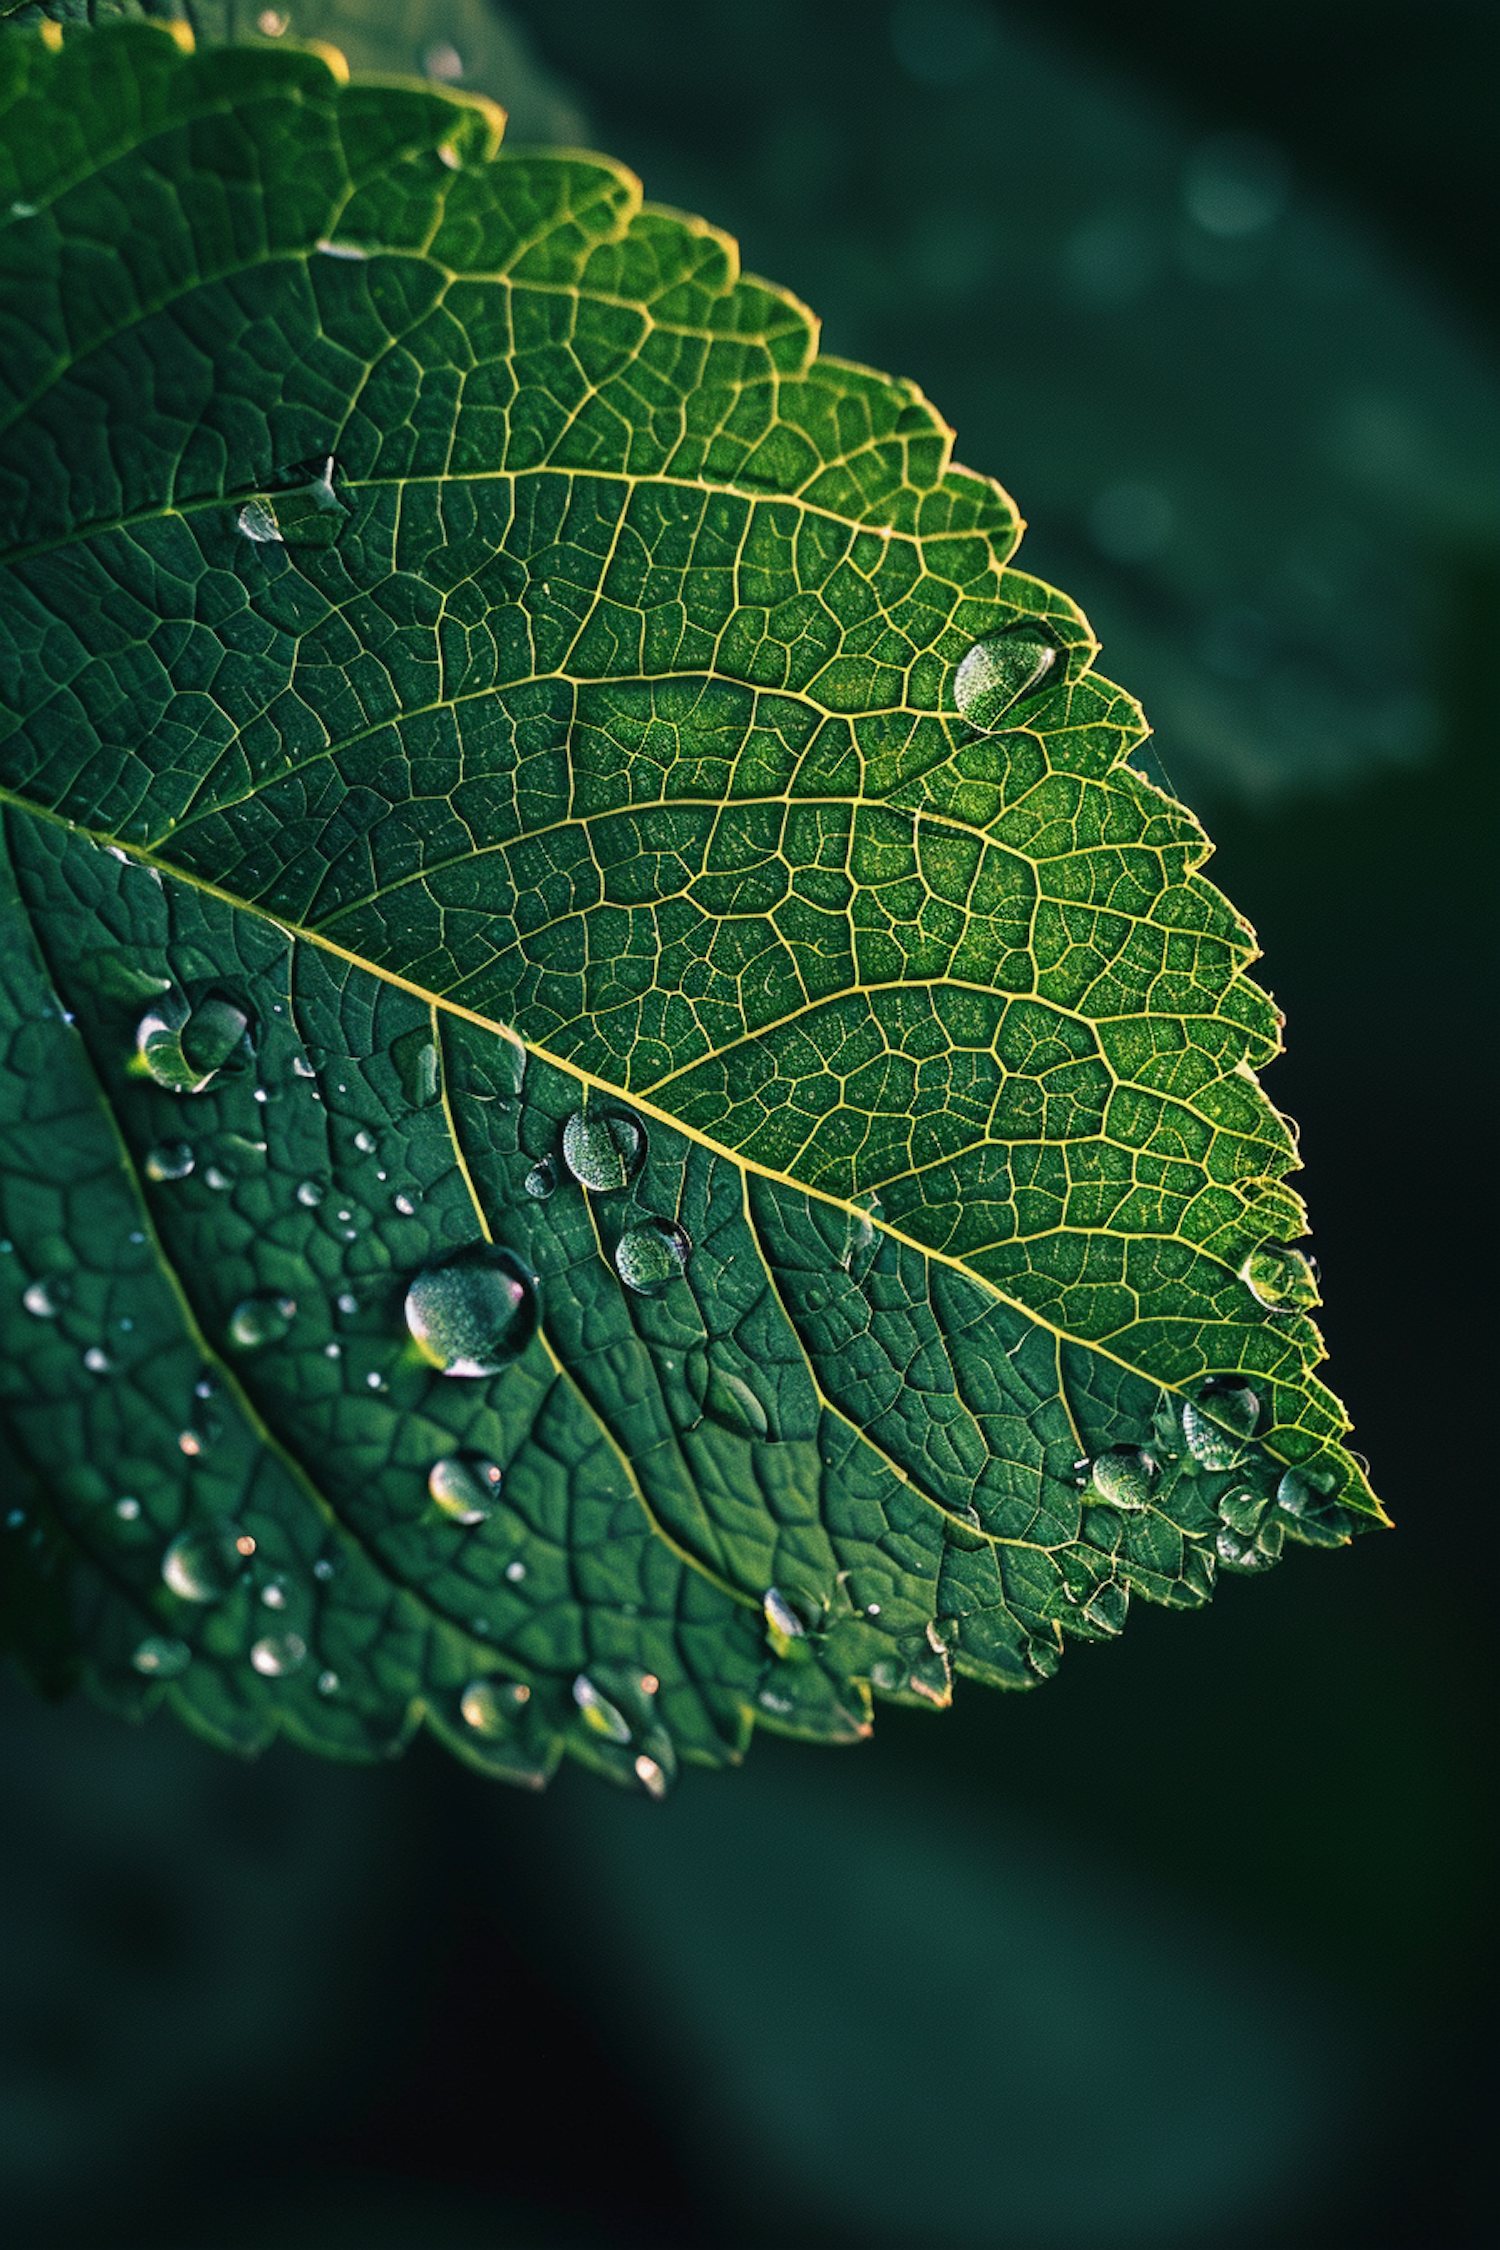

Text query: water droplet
(762, 1585), (806, 1642)
(292, 1054), (317, 1079)
(250, 1632), (307, 1677)
(953, 626), (1061, 729)
(83, 1346), (111, 1374)
(323, 1341), (341, 1359)
(353, 1128), (377, 1155)
(270, 455), (348, 546)
(562, 1110), (645, 1193)
(634, 1754), (669, 1800)
(461, 1677), (531, 1736)
(132, 1635), (190, 1678)
(22, 1280), (58, 1318)
(391, 1026), (440, 1106)
(203, 1166), (232, 1192)
(523, 1158), (557, 1200)
(312, 1557), (335, 1581)
(316, 1669), (339, 1695)
(337, 1292), (358, 1315)
(504, 1559), (526, 1582)
(145, 1141), (195, 1181)
(1217, 1486), (1268, 1536)
(1182, 1380), (1261, 1469)
(260, 1577), (290, 1611)
(573, 1673), (631, 1743)
(115, 1496), (141, 1521)
(405, 1244), (540, 1376)
(228, 1293), (296, 1349)
(393, 1193), (417, 1217)
(870, 1657), (902, 1691)
(257, 10), (289, 37)
(1241, 1244), (1320, 1312)
(1088, 1446), (1157, 1511)
(315, 239), (370, 261)
(614, 1218), (691, 1297)
(134, 992), (249, 1094)
(428, 1453), (502, 1524)
(162, 1525), (249, 1601)
(640, 1673), (659, 1695)
(365, 1371), (383, 1390)
(178, 1430), (204, 1457)
(424, 40), (464, 79)
(237, 498), (284, 544)
(686, 1351), (771, 1439)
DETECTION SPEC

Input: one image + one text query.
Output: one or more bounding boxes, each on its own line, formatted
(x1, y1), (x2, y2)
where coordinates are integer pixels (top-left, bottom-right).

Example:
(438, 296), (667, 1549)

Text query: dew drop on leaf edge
(461, 1677), (531, 1736)
(953, 626), (1060, 730)
(1241, 1243), (1321, 1311)
(404, 1244), (540, 1376)
(572, 1673), (632, 1744)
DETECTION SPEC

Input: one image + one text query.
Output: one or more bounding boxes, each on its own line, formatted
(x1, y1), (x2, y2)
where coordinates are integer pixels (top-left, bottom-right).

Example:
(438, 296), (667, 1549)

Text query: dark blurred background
(4, 4), (1496, 2244)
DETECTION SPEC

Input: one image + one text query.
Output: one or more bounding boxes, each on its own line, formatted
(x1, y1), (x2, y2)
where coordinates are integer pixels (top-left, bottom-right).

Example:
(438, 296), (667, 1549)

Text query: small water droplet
(460, 1677), (531, 1735)
(292, 1054), (317, 1079)
(313, 1557), (335, 1581)
(162, 1526), (249, 1601)
(115, 1496), (141, 1521)
(1088, 1446), (1157, 1511)
(257, 10), (289, 37)
(145, 1141), (195, 1182)
(390, 1026), (441, 1107)
(83, 1346), (111, 1374)
(523, 1158), (557, 1200)
(132, 1635), (191, 1678)
(316, 1668), (339, 1695)
(393, 1193), (417, 1217)
(203, 1166), (232, 1191)
(686, 1351), (771, 1439)
(1182, 1381), (1260, 1469)
(178, 1430), (204, 1457)
(337, 1292), (358, 1315)
(353, 1128), (377, 1155)
(323, 1341), (341, 1359)
(315, 239), (370, 261)
(504, 1558), (526, 1582)
(237, 498), (284, 544)
(1241, 1243), (1320, 1312)
(428, 1453), (502, 1524)
(22, 1280), (58, 1318)
(405, 1244), (540, 1376)
(250, 1632), (307, 1676)
(953, 626), (1061, 729)
(260, 1577), (290, 1611)
(424, 40), (464, 79)
(614, 1218), (691, 1297)
(759, 1688), (794, 1715)
(640, 1673), (659, 1695)
(365, 1371), (383, 1390)
(562, 1110), (645, 1193)
(634, 1754), (669, 1800)
(573, 1673), (631, 1744)
(865, 1602), (882, 1617)
(228, 1293), (297, 1349)
(762, 1585), (805, 1642)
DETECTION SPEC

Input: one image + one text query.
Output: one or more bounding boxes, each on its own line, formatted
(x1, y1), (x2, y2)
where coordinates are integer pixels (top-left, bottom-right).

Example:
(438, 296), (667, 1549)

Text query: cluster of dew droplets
(556, 1106), (696, 1301)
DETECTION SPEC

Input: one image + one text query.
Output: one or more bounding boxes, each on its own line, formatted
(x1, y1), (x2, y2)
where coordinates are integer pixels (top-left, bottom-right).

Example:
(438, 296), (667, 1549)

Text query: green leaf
(0, 19), (1378, 1791)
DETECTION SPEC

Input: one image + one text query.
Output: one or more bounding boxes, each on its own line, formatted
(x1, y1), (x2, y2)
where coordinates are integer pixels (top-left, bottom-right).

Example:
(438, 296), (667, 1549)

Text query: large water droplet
(1181, 1380), (1260, 1470)
(162, 1525), (253, 1601)
(404, 1244), (540, 1376)
(573, 1673), (631, 1744)
(134, 992), (249, 1094)
(237, 498), (284, 544)
(250, 1632), (307, 1677)
(614, 1218), (691, 1297)
(762, 1585), (806, 1643)
(428, 1453), (502, 1524)
(1088, 1446), (1157, 1511)
(562, 1110), (645, 1193)
(132, 1635), (191, 1678)
(1217, 1486), (1268, 1536)
(228, 1293), (296, 1349)
(687, 1351), (771, 1439)
(145, 1141), (195, 1182)
(953, 626), (1061, 729)
(523, 1158), (557, 1200)
(1241, 1244), (1320, 1312)
(391, 1025), (440, 1107)
(460, 1676), (531, 1736)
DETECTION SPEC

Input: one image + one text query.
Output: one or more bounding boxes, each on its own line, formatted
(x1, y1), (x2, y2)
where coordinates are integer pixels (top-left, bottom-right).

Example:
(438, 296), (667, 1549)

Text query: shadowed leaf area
(0, 19), (1377, 1793)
